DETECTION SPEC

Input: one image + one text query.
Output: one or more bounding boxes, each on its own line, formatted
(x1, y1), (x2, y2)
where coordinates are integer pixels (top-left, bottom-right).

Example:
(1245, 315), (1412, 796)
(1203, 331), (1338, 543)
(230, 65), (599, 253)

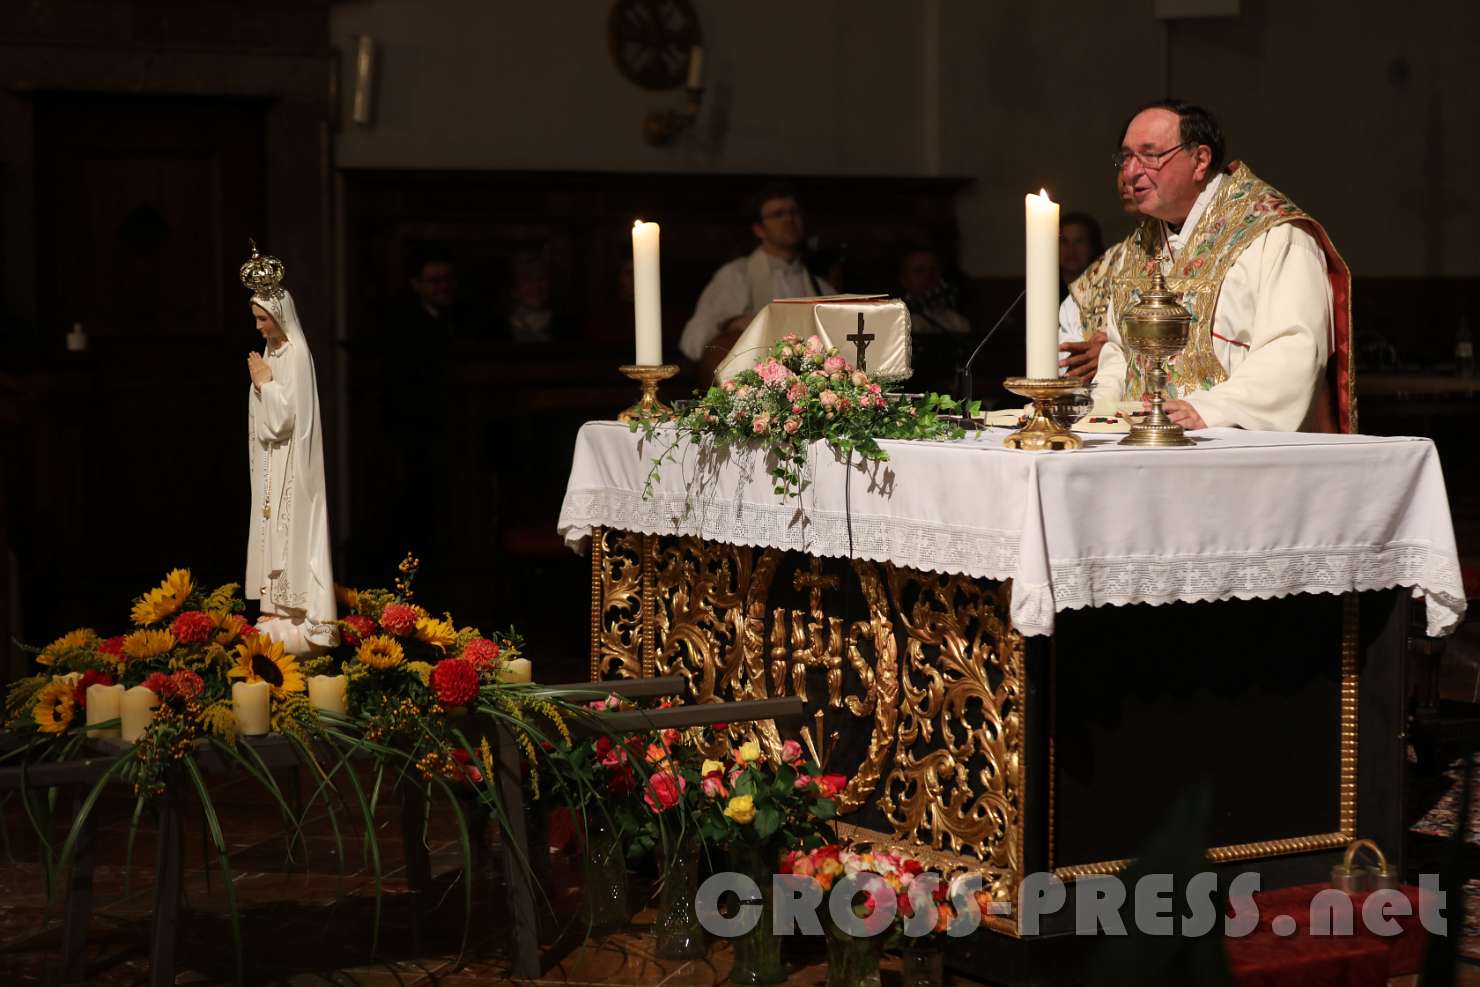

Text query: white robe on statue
(1091, 173), (1334, 431)
(246, 288), (338, 651)
(679, 248), (834, 362)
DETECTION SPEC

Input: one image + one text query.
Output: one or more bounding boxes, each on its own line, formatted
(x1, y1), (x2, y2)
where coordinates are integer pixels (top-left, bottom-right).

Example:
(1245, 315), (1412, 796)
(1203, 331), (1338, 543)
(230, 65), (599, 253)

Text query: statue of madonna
(240, 242), (338, 653)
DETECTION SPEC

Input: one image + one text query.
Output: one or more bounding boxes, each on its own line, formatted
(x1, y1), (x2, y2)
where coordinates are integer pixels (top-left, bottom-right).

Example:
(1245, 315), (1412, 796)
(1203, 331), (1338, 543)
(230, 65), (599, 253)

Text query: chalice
(1119, 269), (1195, 447)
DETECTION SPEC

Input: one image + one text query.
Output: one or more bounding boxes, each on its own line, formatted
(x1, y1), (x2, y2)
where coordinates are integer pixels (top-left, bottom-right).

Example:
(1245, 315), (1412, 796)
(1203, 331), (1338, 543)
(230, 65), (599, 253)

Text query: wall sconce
(352, 35), (376, 127)
(642, 45), (703, 147)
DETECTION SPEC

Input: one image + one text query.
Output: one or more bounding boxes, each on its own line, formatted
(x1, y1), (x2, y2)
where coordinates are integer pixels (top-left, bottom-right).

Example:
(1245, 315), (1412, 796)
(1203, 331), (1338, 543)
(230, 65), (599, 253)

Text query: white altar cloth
(557, 421), (1467, 638)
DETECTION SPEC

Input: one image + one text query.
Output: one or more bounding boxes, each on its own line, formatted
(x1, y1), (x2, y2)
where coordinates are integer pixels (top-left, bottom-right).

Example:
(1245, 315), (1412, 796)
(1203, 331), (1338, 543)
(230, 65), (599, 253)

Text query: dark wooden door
(19, 93), (268, 642)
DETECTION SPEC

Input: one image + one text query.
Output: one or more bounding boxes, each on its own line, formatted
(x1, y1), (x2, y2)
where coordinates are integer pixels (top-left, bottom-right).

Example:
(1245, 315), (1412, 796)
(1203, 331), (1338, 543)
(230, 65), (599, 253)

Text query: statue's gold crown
(239, 239), (285, 299)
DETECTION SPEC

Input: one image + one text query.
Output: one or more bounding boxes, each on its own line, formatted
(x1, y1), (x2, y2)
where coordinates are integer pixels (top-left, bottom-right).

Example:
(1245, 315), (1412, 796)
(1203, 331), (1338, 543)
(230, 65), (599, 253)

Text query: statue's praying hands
(247, 351), (273, 389)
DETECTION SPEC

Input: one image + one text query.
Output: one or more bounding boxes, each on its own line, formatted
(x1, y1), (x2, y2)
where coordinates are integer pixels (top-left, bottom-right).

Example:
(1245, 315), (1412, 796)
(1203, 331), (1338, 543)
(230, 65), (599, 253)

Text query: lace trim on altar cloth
(1046, 541), (1467, 639)
(559, 487), (1022, 581)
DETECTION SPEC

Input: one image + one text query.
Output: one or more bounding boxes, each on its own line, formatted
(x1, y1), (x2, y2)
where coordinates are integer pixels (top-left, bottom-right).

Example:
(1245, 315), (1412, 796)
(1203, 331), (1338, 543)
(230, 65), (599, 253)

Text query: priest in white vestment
(1090, 101), (1350, 432)
(679, 185), (834, 379)
(241, 246), (338, 653)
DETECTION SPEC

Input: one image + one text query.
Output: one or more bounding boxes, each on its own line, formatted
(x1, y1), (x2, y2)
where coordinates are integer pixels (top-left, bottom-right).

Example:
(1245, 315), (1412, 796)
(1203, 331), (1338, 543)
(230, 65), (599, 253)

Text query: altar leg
(148, 781), (183, 987)
(60, 787), (97, 983)
(494, 721), (540, 978)
(1358, 589), (1408, 874)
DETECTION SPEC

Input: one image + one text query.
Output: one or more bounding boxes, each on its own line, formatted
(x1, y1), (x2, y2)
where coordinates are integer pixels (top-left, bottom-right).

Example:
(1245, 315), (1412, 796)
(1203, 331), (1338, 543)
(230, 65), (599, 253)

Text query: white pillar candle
(120, 686), (160, 743)
(232, 681), (272, 736)
(497, 658), (533, 684)
(632, 220), (663, 366)
(1024, 189), (1060, 378)
(686, 45), (704, 90)
(85, 683), (125, 738)
(308, 674), (348, 716)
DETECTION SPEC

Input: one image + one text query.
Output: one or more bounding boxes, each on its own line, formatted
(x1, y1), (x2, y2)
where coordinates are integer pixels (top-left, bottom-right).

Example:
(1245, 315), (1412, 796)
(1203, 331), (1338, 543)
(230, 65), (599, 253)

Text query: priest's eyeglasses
(1111, 142), (1191, 171)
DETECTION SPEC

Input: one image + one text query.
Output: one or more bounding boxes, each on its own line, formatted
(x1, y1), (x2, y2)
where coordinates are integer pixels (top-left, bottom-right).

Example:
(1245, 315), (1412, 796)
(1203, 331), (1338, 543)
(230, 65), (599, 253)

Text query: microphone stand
(955, 288), (1027, 429)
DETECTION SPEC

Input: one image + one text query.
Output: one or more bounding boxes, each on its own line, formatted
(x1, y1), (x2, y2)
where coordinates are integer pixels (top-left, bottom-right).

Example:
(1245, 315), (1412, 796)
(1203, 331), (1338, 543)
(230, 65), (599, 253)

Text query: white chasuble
(246, 288), (338, 649)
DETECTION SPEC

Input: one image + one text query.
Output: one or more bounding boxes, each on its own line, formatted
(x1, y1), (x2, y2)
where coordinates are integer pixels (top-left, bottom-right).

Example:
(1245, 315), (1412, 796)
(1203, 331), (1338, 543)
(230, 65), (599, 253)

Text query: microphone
(956, 288), (1027, 426)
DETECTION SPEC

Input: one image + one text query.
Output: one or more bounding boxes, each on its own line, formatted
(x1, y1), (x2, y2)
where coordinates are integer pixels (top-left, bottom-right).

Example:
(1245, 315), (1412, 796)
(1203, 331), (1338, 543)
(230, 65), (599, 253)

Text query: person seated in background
(393, 244), (479, 345)
(505, 248), (577, 343)
(1059, 212), (1105, 298)
(899, 245), (970, 335)
(1059, 179), (1138, 379)
(680, 183), (834, 384)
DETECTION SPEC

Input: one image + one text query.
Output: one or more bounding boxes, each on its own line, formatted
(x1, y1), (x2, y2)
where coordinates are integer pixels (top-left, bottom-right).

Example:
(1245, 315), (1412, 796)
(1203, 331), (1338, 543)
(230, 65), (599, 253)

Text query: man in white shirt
(680, 184), (834, 381)
(1091, 100), (1352, 433)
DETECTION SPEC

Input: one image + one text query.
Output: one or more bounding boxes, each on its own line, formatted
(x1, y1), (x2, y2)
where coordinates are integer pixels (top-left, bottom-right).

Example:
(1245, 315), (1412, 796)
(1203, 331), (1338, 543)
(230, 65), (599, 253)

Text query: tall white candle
(232, 681), (272, 736)
(308, 674), (348, 716)
(120, 686), (159, 743)
(86, 683), (125, 738)
(497, 657), (533, 684)
(686, 46), (704, 90)
(1024, 189), (1060, 378)
(632, 221), (663, 365)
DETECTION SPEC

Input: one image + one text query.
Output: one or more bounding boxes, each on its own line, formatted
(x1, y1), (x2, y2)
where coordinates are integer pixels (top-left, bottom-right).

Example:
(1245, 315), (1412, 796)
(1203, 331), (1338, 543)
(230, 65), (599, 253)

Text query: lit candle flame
(1039, 188), (1051, 200)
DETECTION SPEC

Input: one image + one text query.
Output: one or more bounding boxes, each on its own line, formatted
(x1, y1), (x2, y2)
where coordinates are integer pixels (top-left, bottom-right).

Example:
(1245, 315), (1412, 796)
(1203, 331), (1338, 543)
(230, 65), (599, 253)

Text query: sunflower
(356, 635), (405, 670)
(131, 569), (194, 626)
(123, 628), (177, 660)
(37, 627), (98, 666)
(33, 680), (76, 734)
(414, 615), (457, 651)
(230, 635), (305, 698)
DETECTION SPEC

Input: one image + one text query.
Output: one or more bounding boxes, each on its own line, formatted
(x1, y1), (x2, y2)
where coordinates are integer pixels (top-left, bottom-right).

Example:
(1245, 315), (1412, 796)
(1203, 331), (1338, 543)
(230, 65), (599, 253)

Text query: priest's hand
(1159, 399), (1206, 430)
(247, 352), (273, 389)
(1059, 332), (1107, 379)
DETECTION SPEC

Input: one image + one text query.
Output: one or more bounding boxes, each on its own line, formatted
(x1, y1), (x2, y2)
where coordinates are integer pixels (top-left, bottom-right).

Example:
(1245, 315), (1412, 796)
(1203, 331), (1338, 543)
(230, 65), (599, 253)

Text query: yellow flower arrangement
(229, 635), (305, 698)
(32, 680), (76, 734)
(414, 615), (457, 651)
(37, 627), (98, 666)
(356, 635), (405, 670)
(723, 794), (756, 825)
(131, 569), (194, 626)
(123, 628), (177, 661)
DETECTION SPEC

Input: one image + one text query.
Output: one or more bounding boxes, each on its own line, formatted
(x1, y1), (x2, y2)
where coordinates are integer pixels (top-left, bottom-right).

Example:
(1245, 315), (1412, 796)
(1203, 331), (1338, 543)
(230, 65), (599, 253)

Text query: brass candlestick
(617, 364), (679, 422)
(1001, 377), (1084, 451)
(1120, 269), (1194, 447)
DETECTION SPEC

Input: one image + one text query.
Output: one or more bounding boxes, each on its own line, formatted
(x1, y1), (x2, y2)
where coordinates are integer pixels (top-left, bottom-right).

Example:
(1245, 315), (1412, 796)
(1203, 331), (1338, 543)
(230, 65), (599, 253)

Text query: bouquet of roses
(695, 735), (841, 848)
(780, 844), (959, 941)
(639, 334), (966, 497)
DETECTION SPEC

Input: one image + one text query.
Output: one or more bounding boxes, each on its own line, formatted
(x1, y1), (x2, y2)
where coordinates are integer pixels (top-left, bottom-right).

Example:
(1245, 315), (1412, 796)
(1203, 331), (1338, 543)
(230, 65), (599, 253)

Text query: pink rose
(721, 379), (737, 393)
(644, 771), (686, 812)
(757, 359), (790, 386)
(783, 418), (800, 434)
(819, 390), (838, 408)
(851, 371), (869, 388)
(806, 334), (825, 355)
(823, 355), (847, 373)
(702, 775), (727, 798)
(786, 382), (806, 403)
(781, 739), (804, 764)
(752, 413), (770, 434)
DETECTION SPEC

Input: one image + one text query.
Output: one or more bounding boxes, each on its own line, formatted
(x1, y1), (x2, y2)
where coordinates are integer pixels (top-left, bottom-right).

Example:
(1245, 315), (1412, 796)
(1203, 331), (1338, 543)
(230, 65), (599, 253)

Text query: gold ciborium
(617, 364), (679, 422)
(1001, 377), (1084, 451)
(1119, 269), (1195, 447)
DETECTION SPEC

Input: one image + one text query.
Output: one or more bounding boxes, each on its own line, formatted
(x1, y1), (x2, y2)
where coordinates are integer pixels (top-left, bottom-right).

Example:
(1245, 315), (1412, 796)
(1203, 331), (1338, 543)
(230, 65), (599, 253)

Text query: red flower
(607, 763), (637, 795)
(815, 774), (848, 798)
(462, 638), (501, 670)
(379, 603), (418, 636)
(98, 636), (125, 658)
(240, 623), (259, 637)
(170, 611), (214, 645)
(430, 658), (478, 706)
(340, 614), (376, 647)
(73, 669), (115, 708)
(643, 771), (686, 812)
(449, 748), (484, 785)
(142, 671), (177, 697)
(171, 669), (204, 699)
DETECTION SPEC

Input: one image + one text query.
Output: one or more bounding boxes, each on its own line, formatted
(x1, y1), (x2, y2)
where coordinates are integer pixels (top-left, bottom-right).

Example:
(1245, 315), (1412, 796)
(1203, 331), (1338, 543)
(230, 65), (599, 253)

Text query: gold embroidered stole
(1111, 163), (1321, 399)
(1067, 239), (1131, 340)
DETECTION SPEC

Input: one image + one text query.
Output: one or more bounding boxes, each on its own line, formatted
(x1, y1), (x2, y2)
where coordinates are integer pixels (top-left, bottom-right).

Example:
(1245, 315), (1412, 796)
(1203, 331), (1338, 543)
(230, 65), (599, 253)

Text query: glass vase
(654, 836), (705, 959)
(900, 940), (945, 987)
(582, 814), (629, 933)
(824, 921), (882, 987)
(726, 841), (785, 985)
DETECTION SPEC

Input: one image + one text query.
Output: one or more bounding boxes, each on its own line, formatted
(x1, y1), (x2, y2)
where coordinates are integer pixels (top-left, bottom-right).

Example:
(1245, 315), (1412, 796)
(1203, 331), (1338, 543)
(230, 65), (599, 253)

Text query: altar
(557, 421), (1465, 950)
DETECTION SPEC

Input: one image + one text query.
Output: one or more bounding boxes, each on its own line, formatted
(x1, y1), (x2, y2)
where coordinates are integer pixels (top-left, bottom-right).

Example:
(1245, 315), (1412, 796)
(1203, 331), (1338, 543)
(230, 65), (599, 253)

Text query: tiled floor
(0, 769), (1476, 986)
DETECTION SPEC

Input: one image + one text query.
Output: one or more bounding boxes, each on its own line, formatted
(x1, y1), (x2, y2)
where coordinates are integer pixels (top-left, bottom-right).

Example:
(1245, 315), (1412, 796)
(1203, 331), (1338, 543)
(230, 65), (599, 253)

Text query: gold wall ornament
(239, 238), (286, 300)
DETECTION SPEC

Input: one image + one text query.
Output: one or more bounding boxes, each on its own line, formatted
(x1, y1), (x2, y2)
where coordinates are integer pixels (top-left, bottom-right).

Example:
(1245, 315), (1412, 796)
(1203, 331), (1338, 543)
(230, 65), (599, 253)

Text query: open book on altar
(712, 294), (913, 383)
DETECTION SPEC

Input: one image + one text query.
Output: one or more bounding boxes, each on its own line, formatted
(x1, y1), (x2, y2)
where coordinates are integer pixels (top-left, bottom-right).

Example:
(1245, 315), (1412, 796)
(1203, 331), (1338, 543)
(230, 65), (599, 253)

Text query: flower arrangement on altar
(695, 735), (841, 848)
(636, 334), (968, 497)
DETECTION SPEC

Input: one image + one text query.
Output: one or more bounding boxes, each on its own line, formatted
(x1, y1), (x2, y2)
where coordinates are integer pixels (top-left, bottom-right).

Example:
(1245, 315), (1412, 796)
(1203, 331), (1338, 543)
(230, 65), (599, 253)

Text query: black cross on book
(847, 313), (875, 371)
